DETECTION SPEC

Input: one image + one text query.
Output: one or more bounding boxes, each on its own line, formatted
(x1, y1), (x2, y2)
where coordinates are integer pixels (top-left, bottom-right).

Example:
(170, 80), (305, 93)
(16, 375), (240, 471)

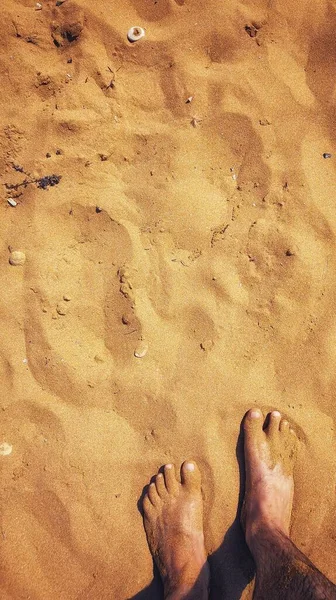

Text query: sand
(0, 0), (335, 597)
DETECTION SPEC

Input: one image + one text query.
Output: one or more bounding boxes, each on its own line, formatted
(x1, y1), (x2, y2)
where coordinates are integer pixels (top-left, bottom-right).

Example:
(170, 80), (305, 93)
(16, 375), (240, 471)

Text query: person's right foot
(242, 408), (298, 549)
(143, 461), (209, 600)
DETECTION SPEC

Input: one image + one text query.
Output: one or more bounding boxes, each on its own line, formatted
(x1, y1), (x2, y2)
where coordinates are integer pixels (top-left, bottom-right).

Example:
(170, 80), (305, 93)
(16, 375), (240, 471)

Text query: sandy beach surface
(0, 0), (335, 598)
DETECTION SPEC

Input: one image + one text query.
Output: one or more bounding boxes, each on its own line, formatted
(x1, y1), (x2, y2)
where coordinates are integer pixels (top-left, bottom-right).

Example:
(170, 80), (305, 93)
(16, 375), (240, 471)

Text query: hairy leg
(243, 408), (336, 600)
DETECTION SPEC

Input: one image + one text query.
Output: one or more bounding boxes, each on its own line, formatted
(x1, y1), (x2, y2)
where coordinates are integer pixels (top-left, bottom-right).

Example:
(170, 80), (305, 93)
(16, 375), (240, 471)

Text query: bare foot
(242, 409), (298, 550)
(143, 461), (210, 600)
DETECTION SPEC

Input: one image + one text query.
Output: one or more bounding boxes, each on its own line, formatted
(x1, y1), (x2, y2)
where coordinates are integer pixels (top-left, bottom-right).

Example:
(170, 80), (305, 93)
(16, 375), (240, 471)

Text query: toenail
(271, 411), (281, 418)
(249, 410), (261, 419)
(165, 464), (173, 469)
(185, 462), (195, 472)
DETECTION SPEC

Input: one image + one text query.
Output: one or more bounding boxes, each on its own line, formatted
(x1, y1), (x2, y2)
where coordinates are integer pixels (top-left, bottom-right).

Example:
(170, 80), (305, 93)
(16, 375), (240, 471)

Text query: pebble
(94, 354), (105, 363)
(7, 198), (17, 207)
(323, 153), (332, 159)
(127, 26), (145, 43)
(9, 251), (26, 266)
(134, 342), (148, 358)
(0, 443), (12, 456)
(35, 2), (42, 9)
(200, 339), (214, 351)
(56, 303), (67, 316)
(63, 294), (71, 301)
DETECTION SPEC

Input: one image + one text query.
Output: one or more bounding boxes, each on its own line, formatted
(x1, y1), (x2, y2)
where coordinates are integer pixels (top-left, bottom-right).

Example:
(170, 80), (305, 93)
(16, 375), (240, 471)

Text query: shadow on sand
(129, 425), (255, 600)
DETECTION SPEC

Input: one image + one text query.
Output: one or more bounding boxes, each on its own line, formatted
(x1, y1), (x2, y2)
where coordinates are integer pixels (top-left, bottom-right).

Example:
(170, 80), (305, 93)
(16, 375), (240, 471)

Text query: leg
(143, 461), (210, 600)
(243, 408), (336, 600)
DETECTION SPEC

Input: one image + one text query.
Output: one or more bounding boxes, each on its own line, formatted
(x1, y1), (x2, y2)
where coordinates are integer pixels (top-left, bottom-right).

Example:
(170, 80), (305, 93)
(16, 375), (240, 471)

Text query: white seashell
(8, 198), (17, 207)
(0, 443), (12, 456)
(134, 343), (148, 358)
(127, 26), (145, 43)
(9, 250), (26, 266)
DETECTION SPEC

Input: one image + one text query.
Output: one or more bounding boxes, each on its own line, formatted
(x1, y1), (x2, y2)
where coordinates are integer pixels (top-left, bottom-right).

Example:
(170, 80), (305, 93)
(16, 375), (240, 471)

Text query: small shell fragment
(35, 2), (42, 9)
(185, 96), (193, 103)
(7, 198), (17, 207)
(0, 443), (12, 456)
(127, 26), (145, 43)
(134, 342), (148, 358)
(9, 251), (26, 266)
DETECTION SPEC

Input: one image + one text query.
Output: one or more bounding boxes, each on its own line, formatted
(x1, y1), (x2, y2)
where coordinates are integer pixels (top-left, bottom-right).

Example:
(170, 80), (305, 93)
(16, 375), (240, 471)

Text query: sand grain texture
(0, 0), (335, 598)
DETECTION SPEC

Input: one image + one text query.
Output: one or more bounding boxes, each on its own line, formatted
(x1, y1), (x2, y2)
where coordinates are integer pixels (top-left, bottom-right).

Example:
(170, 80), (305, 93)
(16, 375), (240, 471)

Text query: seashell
(9, 250), (26, 266)
(0, 443), (12, 456)
(134, 342), (148, 358)
(127, 26), (145, 43)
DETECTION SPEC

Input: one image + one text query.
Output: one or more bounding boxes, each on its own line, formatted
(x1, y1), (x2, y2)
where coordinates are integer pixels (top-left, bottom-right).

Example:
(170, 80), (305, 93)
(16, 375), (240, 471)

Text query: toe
(180, 461), (201, 492)
(243, 408), (264, 444)
(280, 418), (289, 433)
(143, 494), (154, 516)
(148, 482), (161, 507)
(163, 463), (179, 494)
(155, 473), (168, 499)
(266, 411), (282, 437)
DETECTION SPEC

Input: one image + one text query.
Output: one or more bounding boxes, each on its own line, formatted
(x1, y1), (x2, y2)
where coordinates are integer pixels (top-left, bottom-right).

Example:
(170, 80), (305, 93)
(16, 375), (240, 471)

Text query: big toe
(180, 461), (201, 492)
(244, 408), (264, 445)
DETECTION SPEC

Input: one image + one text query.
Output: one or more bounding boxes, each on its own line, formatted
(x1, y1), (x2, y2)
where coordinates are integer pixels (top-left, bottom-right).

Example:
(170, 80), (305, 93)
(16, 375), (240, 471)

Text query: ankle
(164, 564), (210, 600)
(246, 520), (290, 562)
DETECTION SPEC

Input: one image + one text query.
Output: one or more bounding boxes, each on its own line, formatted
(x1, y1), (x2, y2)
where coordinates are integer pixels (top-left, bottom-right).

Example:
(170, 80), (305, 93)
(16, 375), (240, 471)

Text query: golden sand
(0, 0), (335, 597)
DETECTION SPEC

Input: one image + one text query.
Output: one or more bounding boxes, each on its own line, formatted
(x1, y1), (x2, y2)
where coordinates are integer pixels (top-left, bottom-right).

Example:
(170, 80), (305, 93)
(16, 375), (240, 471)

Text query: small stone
(0, 443), (12, 456)
(63, 294), (71, 301)
(35, 2), (42, 9)
(56, 303), (67, 315)
(191, 117), (201, 128)
(127, 26), (145, 43)
(96, 206), (102, 213)
(94, 354), (105, 363)
(46, 152), (51, 158)
(67, 58), (72, 64)
(56, 149), (62, 155)
(200, 339), (214, 351)
(9, 251), (26, 266)
(185, 96), (193, 103)
(323, 153), (332, 159)
(245, 24), (257, 37)
(134, 342), (148, 358)
(7, 198), (17, 207)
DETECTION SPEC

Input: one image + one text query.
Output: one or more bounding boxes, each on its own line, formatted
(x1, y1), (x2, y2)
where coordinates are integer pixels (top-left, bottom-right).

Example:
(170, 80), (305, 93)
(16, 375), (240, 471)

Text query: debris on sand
(323, 153), (332, 159)
(5, 174), (62, 192)
(37, 174), (62, 189)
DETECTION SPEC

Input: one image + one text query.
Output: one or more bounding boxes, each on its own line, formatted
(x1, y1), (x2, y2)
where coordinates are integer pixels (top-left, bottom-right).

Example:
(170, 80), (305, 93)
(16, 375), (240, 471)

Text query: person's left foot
(143, 461), (210, 600)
